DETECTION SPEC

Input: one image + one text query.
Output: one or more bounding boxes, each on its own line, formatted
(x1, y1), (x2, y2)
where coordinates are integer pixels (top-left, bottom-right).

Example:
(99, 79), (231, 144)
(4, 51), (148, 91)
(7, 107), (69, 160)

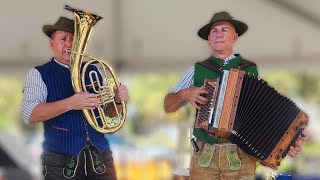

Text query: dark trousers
(41, 147), (117, 180)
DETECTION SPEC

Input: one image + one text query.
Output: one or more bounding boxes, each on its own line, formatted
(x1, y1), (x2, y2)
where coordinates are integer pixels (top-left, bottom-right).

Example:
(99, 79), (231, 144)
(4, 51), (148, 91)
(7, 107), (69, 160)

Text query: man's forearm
(29, 99), (72, 124)
(164, 91), (186, 113)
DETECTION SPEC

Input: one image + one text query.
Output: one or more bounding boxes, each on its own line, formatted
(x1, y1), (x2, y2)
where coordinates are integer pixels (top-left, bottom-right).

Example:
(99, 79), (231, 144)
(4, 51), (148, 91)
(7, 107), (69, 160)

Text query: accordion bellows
(195, 69), (308, 170)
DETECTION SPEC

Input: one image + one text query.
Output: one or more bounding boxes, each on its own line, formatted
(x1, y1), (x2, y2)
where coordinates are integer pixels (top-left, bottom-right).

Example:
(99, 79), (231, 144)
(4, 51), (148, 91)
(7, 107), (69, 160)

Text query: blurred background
(0, 0), (319, 179)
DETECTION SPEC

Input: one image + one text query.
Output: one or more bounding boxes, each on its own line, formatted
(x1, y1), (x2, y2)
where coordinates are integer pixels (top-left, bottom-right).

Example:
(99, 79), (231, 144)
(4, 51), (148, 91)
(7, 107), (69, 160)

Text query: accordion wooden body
(195, 68), (309, 170)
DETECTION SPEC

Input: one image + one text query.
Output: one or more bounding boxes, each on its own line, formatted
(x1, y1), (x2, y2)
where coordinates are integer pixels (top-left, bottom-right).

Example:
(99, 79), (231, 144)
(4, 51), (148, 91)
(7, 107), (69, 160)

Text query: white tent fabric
(0, 0), (319, 75)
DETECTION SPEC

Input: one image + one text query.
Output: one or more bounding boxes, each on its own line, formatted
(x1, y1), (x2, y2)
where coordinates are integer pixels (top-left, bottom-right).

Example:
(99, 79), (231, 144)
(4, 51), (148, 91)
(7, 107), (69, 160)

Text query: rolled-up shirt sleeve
(169, 66), (194, 106)
(21, 68), (47, 124)
(171, 66), (194, 93)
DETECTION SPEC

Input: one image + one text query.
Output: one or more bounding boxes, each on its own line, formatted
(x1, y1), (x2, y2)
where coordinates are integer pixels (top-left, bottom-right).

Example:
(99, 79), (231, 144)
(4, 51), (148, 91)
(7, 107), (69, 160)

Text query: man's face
(208, 21), (238, 53)
(50, 30), (74, 65)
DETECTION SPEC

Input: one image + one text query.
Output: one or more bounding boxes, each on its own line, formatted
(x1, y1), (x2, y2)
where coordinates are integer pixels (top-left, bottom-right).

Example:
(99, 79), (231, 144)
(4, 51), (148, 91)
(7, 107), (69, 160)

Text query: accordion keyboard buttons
(196, 82), (216, 124)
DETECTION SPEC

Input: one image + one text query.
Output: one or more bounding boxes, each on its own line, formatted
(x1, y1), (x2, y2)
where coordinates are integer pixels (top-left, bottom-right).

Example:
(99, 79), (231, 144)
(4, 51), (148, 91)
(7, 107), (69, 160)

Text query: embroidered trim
(226, 144), (241, 170)
(63, 154), (80, 178)
(88, 143), (106, 174)
(198, 143), (215, 167)
(43, 164), (47, 177)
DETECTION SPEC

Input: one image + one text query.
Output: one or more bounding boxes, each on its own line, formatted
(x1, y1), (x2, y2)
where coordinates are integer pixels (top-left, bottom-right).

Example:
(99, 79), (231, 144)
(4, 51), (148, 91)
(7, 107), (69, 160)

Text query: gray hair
(50, 31), (56, 39)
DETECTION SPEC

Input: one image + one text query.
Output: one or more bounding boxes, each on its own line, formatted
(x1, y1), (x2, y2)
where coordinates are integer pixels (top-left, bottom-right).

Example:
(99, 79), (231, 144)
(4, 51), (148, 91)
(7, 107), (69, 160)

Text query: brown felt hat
(43, 17), (74, 38)
(198, 11), (248, 40)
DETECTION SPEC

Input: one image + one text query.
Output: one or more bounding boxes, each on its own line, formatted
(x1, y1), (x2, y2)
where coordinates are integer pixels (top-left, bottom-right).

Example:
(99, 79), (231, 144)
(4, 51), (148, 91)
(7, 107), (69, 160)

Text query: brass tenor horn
(65, 5), (126, 133)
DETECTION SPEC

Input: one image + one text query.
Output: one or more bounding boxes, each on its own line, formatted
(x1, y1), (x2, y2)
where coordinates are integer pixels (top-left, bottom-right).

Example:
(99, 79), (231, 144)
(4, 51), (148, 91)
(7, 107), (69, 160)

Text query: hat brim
(198, 19), (248, 40)
(43, 25), (74, 38)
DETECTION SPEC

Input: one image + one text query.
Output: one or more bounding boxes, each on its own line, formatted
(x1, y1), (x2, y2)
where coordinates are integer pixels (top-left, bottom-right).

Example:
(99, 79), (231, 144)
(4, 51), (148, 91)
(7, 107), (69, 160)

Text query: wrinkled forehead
(210, 21), (235, 31)
(54, 30), (74, 37)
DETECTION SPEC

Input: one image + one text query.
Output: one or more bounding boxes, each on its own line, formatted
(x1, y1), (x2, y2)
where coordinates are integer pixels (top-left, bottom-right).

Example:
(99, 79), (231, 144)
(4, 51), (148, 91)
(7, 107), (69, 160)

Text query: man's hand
(181, 87), (208, 109)
(288, 130), (309, 157)
(114, 85), (129, 104)
(106, 85), (128, 117)
(69, 92), (100, 110)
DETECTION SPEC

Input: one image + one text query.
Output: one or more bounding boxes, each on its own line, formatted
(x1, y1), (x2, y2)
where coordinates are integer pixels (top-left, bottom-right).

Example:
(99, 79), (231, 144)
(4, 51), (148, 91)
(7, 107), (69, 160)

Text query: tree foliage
(0, 77), (23, 131)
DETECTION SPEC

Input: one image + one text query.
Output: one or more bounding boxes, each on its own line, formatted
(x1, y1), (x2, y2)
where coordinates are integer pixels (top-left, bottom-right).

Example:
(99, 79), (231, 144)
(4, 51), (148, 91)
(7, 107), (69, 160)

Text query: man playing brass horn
(21, 16), (128, 180)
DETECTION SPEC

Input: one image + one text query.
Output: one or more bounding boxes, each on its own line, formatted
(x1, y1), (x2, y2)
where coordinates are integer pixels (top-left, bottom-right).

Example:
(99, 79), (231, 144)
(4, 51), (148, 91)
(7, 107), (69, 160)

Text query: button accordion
(195, 68), (308, 169)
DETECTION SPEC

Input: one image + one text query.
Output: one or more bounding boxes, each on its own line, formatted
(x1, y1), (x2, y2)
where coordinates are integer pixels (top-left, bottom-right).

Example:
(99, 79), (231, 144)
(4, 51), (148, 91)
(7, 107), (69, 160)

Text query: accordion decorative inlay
(195, 68), (309, 169)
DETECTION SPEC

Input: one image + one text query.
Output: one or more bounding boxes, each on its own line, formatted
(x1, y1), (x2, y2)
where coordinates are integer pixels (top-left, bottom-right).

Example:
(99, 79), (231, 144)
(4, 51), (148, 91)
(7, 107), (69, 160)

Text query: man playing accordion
(164, 11), (307, 180)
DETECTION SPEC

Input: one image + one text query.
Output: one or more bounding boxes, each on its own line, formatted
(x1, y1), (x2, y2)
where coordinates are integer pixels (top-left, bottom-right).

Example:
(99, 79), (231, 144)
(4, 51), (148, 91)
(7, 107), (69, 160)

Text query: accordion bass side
(195, 69), (309, 170)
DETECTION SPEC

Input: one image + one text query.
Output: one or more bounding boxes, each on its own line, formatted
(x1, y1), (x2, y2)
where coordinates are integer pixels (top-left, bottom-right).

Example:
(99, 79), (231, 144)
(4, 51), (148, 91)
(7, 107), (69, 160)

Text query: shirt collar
(224, 54), (236, 65)
(209, 54), (236, 66)
(54, 58), (69, 69)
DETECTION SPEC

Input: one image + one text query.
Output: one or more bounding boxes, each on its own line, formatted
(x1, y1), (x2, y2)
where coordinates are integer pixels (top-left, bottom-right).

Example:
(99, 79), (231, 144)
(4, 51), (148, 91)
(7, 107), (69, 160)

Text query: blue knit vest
(36, 59), (109, 155)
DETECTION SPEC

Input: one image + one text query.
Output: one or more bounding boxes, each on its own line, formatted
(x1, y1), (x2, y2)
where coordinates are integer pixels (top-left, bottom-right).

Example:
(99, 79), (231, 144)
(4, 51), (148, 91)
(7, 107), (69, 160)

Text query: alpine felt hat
(198, 11), (248, 40)
(43, 17), (74, 38)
